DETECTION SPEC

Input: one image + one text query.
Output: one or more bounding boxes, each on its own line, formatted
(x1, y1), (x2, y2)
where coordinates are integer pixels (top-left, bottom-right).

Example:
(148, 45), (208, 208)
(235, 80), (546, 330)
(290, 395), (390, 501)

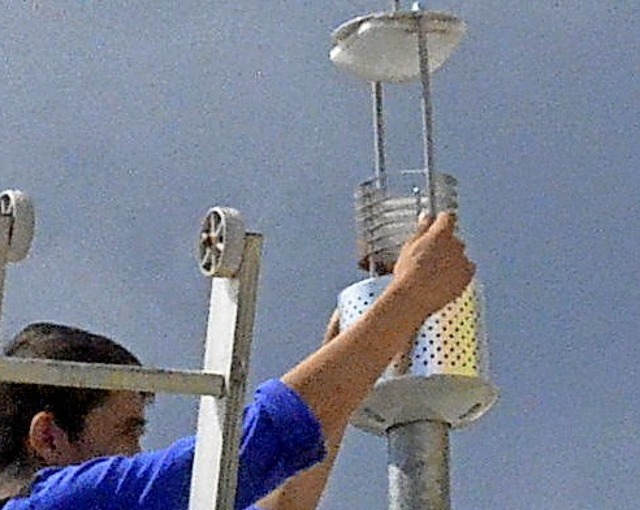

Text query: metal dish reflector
(330, 11), (466, 83)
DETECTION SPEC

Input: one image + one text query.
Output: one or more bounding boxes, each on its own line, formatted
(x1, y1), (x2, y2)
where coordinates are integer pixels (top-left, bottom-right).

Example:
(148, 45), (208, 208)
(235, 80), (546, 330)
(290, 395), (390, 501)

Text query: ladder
(0, 190), (262, 510)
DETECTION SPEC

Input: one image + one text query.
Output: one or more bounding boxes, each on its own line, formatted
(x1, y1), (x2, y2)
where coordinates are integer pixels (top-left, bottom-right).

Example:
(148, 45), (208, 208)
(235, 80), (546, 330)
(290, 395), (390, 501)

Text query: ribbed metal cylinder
(388, 421), (451, 510)
(355, 172), (457, 272)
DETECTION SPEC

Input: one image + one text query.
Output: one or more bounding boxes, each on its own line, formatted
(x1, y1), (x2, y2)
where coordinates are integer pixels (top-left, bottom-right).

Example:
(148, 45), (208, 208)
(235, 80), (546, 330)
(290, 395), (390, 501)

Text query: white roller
(0, 189), (35, 263)
(198, 207), (246, 278)
(0, 189), (35, 328)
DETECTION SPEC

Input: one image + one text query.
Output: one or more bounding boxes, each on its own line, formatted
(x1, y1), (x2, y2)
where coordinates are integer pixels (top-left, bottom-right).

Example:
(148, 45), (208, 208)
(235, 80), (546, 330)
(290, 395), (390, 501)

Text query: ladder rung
(0, 357), (225, 396)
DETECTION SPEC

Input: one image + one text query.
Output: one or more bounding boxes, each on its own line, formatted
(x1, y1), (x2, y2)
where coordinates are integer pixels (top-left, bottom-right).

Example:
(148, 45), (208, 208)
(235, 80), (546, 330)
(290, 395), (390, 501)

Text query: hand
(258, 311), (347, 510)
(392, 212), (475, 313)
(322, 309), (341, 346)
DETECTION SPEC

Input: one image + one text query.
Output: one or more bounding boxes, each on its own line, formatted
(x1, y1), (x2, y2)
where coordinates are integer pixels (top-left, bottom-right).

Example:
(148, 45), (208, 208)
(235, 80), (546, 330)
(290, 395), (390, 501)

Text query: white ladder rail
(190, 232), (262, 510)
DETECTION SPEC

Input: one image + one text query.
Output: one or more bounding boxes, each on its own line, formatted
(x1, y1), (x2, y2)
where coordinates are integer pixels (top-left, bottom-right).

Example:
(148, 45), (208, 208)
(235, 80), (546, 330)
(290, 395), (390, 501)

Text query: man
(0, 213), (474, 510)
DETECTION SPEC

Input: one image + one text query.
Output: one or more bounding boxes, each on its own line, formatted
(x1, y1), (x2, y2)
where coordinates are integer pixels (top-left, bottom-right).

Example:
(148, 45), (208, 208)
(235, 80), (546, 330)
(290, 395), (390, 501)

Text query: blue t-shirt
(4, 379), (326, 510)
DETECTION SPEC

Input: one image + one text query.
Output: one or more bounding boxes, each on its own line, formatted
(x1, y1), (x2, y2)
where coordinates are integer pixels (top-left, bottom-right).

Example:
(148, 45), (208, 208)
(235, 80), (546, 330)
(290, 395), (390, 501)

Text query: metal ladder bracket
(0, 196), (263, 510)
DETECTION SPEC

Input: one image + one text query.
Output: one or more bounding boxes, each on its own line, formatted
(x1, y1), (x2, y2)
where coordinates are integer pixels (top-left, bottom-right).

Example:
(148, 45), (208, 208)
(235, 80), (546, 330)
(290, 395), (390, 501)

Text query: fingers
(460, 259), (477, 284)
(430, 212), (457, 237)
(467, 260), (477, 280)
(416, 211), (435, 236)
(455, 260), (476, 297)
(414, 212), (456, 241)
(322, 308), (341, 345)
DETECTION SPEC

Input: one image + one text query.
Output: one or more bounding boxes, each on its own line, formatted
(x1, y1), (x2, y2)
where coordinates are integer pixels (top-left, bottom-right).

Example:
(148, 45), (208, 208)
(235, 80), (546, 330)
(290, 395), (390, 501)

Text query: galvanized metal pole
(368, 80), (387, 277)
(372, 81), (387, 191)
(329, 8), (495, 510)
(388, 421), (451, 510)
(416, 13), (439, 216)
(385, 16), (462, 510)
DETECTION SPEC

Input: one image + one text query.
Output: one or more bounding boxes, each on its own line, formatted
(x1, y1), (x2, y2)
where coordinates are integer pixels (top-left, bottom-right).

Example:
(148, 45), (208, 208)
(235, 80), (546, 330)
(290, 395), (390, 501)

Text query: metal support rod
(0, 260), (6, 332)
(391, 0), (401, 11)
(388, 421), (451, 510)
(416, 13), (439, 216)
(372, 81), (387, 190)
(0, 357), (226, 396)
(0, 215), (11, 327)
(365, 81), (387, 278)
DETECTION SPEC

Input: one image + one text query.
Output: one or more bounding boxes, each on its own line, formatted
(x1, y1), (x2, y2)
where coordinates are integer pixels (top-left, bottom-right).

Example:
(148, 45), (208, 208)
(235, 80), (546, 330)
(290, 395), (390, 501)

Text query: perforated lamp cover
(338, 275), (498, 433)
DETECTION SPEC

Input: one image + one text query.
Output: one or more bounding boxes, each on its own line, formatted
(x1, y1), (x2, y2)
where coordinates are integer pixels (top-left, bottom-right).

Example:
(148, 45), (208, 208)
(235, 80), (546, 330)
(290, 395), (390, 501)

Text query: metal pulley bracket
(0, 190), (35, 263)
(198, 207), (246, 278)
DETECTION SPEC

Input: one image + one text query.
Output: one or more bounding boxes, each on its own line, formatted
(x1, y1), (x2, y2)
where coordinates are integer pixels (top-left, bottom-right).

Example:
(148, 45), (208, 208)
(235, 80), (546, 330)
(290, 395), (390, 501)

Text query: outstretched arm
(282, 213), (474, 448)
(255, 213), (474, 510)
(257, 311), (346, 510)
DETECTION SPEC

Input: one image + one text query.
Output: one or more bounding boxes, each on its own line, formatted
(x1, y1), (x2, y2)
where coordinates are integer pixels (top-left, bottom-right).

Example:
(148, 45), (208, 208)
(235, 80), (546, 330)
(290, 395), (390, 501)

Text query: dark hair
(0, 323), (142, 469)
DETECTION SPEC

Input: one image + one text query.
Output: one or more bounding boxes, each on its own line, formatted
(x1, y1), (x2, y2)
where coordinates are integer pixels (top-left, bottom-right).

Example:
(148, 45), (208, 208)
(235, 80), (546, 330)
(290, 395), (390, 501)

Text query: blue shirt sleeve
(10, 379), (326, 510)
(236, 379), (327, 509)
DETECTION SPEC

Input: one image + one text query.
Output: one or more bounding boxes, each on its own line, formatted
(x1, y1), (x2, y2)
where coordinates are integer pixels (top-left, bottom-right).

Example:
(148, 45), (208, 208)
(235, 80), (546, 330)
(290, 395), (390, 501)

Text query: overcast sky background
(1, 1), (639, 509)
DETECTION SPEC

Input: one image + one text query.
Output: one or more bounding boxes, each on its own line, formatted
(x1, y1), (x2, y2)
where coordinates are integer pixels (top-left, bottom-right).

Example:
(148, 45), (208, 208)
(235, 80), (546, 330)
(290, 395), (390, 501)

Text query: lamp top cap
(330, 10), (466, 83)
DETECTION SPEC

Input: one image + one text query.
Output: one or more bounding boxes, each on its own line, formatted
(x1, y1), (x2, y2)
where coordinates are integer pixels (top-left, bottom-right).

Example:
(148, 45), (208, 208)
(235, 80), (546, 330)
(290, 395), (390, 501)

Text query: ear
(28, 412), (78, 466)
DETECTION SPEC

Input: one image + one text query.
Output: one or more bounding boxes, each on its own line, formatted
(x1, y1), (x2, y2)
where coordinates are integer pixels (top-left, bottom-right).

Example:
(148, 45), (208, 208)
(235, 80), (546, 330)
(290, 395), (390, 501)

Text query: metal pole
(416, 12), (438, 216)
(369, 81), (387, 277)
(0, 357), (226, 396)
(0, 258), (6, 331)
(0, 215), (10, 326)
(388, 421), (451, 510)
(372, 81), (387, 191)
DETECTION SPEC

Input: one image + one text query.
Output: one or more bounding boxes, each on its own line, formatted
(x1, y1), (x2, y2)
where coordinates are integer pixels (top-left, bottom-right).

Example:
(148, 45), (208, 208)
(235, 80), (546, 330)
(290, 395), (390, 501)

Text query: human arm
(281, 213), (474, 445)
(256, 214), (474, 510)
(255, 427), (345, 510)
(254, 214), (473, 510)
(256, 310), (347, 510)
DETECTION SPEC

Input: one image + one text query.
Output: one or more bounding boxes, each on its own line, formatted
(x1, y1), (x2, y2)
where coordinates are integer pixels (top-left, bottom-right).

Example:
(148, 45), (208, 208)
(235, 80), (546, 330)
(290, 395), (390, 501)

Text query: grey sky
(1, 1), (639, 509)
